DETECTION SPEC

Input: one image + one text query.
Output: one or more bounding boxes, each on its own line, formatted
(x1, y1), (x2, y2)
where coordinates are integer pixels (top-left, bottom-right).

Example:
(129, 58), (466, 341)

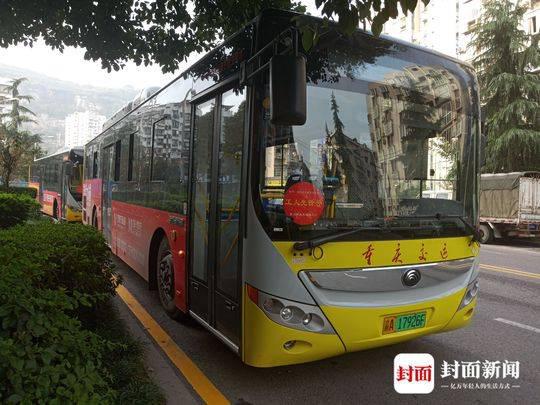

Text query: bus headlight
(249, 286), (335, 334)
(302, 313), (312, 325)
(280, 307), (294, 321)
(459, 278), (479, 309)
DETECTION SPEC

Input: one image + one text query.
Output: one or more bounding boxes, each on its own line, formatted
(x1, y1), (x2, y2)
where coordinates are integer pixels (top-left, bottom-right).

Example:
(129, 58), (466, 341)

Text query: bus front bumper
(243, 287), (476, 367)
(320, 287), (476, 352)
(243, 296), (346, 367)
(65, 206), (82, 222)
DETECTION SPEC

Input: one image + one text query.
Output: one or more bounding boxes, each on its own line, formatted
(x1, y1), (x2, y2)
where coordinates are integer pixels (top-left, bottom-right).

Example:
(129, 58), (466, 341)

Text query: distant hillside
(0, 63), (138, 153)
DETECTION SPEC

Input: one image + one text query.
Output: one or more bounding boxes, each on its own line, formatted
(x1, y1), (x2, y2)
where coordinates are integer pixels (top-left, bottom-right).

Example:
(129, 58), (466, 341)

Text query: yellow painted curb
(117, 285), (230, 405)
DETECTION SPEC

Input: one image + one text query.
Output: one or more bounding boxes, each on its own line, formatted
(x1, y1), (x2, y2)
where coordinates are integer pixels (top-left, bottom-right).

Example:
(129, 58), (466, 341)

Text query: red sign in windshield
(283, 182), (325, 225)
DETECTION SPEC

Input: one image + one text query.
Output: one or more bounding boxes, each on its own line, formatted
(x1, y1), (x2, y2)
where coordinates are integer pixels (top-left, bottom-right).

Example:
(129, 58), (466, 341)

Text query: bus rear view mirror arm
(63, 161), (73, 176)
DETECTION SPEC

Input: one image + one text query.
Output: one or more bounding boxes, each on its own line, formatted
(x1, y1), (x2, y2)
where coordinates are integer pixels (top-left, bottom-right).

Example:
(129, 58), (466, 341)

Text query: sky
(0, 1), (321, 90)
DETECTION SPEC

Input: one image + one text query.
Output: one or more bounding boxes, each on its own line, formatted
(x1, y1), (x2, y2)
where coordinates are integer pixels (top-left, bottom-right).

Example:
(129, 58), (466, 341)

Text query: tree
(0, 77), (37, 129)
(0, 0), (429, 73)
(0, 125), (41, 189)
(0, 77), (41, 188)
(470, 0), (540, 172)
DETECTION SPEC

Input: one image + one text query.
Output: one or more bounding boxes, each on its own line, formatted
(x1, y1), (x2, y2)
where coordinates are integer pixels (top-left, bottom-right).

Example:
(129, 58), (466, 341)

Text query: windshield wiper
(292, 223), (436, 251)
(395, 214), (481, 243)
(293, 226), (384, 251)
(292, 214), (481, 251)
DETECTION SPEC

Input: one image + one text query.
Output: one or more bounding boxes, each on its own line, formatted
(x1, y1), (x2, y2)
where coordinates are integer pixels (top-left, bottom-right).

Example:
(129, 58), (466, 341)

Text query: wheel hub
(159, 253), (174, 302)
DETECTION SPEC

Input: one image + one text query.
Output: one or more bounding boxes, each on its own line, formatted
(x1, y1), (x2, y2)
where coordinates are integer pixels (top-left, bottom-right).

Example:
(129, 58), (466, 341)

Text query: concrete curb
(113, 296), (201, 405)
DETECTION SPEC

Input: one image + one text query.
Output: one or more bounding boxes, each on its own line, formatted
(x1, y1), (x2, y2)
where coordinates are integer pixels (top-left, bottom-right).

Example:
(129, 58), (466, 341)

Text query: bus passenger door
(101, 144), (114, 243)
(60, 161), (69, 220)
(189, 88), (245, 349)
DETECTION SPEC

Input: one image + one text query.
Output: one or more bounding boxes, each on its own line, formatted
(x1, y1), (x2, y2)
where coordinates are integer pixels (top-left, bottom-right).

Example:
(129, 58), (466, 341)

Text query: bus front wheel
(156, 238), (185, 320)
(478, 223), (493, 244)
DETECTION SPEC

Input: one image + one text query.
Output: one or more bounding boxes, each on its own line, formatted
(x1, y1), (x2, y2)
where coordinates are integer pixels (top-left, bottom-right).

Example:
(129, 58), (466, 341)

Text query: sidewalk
(113, 296), (201, 405)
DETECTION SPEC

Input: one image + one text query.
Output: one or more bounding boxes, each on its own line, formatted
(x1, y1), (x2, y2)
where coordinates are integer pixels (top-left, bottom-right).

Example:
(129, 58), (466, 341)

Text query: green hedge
(0, 193), (40, 229)
(0, 223), (118, 297)
(0, 223), (165, 404)
(4, 187), (38, 199)
(0, 262), (117, 403)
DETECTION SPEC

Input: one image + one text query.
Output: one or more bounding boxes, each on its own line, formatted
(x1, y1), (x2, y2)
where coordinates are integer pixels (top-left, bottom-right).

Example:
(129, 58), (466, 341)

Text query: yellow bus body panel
(243, 292), (346, 367)
(242, 236), (479, 367)
(320, 288), (475, 352)
(65, 206), (82, 222)
(243, 287), (477, 367)
(274, 236), (479, 272)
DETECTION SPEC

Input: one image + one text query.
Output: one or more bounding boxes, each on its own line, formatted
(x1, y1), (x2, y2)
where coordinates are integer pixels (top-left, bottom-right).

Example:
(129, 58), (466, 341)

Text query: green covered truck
(479, 172), (540, 243)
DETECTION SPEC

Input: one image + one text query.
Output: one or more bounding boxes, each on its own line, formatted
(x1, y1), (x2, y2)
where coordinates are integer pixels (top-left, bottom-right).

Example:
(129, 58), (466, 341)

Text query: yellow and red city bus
(82, 10), (481, 367)
(31, 148), (84, 221)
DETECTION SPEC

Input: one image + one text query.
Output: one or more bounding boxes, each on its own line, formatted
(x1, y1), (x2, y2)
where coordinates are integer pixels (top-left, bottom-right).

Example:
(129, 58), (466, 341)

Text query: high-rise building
(64, 111), (106, 148)
(383, 0), (540, 62)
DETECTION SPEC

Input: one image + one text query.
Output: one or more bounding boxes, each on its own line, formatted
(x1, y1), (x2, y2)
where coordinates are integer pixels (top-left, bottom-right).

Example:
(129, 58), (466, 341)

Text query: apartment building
(383, 0), (540, 61)
(64, 110), (106, 148)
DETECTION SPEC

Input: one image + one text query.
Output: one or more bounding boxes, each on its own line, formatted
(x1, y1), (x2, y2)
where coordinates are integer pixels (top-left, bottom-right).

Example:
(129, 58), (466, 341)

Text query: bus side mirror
(480, 134), (487, 167)
(270, 54), (306, 126)
(64, 162), (73, 176)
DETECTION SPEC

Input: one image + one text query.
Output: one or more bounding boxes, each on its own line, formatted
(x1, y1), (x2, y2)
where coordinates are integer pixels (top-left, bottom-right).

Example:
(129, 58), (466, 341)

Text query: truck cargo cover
(480, 172), (540, 220)
(481, 172), (540, 191)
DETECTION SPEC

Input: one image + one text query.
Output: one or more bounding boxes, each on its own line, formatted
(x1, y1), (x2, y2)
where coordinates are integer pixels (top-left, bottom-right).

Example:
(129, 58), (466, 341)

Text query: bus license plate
(382, 311), (426, 334)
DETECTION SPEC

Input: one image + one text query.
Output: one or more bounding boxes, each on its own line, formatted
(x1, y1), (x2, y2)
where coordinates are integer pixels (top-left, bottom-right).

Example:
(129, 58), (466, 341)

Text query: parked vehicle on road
(30, 148), (84, 221)
(82, 9), (482, 367)
(479, 172), (540, 243)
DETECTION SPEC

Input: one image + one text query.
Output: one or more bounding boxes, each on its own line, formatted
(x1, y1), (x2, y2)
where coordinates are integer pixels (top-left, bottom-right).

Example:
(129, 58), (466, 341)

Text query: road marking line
(481, 244), (540, 256)
(116, 285), (230, 405)
(494, 318), (540, 334)
(480, 264), (540, 279)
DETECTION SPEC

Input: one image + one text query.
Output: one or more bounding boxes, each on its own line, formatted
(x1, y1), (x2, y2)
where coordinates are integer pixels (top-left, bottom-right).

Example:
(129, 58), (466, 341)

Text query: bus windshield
(255, 33), (479, 241)
(70, 162), (83, 202)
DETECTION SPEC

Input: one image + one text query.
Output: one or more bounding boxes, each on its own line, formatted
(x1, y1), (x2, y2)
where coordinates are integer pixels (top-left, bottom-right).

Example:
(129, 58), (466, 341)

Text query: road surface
(115, 239), (540, 404)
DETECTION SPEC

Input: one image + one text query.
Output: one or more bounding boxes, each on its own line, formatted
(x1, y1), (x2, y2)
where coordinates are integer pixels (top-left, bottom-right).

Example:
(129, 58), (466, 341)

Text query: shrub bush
(0, 193), (40, 229)
(0, 262), (117, 403)
(0, 222), (163, 404)
(5, 186), (38, 199)
(0, 222), (119, 297)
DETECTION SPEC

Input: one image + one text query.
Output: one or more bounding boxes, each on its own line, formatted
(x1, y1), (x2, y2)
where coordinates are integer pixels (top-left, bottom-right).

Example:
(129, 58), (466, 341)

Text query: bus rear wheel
(92, 208), (98, 229)
(157, 238), (185, 320)
(478, 223), (493, 244)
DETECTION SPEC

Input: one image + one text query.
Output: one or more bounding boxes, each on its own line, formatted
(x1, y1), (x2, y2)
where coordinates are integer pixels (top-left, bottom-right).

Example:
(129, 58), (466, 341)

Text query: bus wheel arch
(148, 228), (166, 291)
(149, 229), (185, 320)
(91, 206), (99, 229)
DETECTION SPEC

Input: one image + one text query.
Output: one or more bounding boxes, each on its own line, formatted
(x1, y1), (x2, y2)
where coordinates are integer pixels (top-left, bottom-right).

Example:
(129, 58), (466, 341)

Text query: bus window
(215, 88), (245, 301)
(128, 133), (135, 181)
(92, 151), (98, 178)
(151, 119), (167, 182)
(255, 47), (474, 240)
(114, 140), (121, 181)
(69, 162), (83, 201)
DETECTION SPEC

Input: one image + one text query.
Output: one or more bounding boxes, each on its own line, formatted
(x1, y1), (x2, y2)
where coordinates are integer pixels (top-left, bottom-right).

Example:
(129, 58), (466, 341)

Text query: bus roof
(34, 147), (84, 162)
(88, 8), (474, 145)
(257, 9), (473, 69)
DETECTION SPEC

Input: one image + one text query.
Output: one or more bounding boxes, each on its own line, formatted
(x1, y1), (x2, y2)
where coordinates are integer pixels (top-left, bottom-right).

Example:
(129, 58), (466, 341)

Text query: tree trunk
(2, 169), (11, 191)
